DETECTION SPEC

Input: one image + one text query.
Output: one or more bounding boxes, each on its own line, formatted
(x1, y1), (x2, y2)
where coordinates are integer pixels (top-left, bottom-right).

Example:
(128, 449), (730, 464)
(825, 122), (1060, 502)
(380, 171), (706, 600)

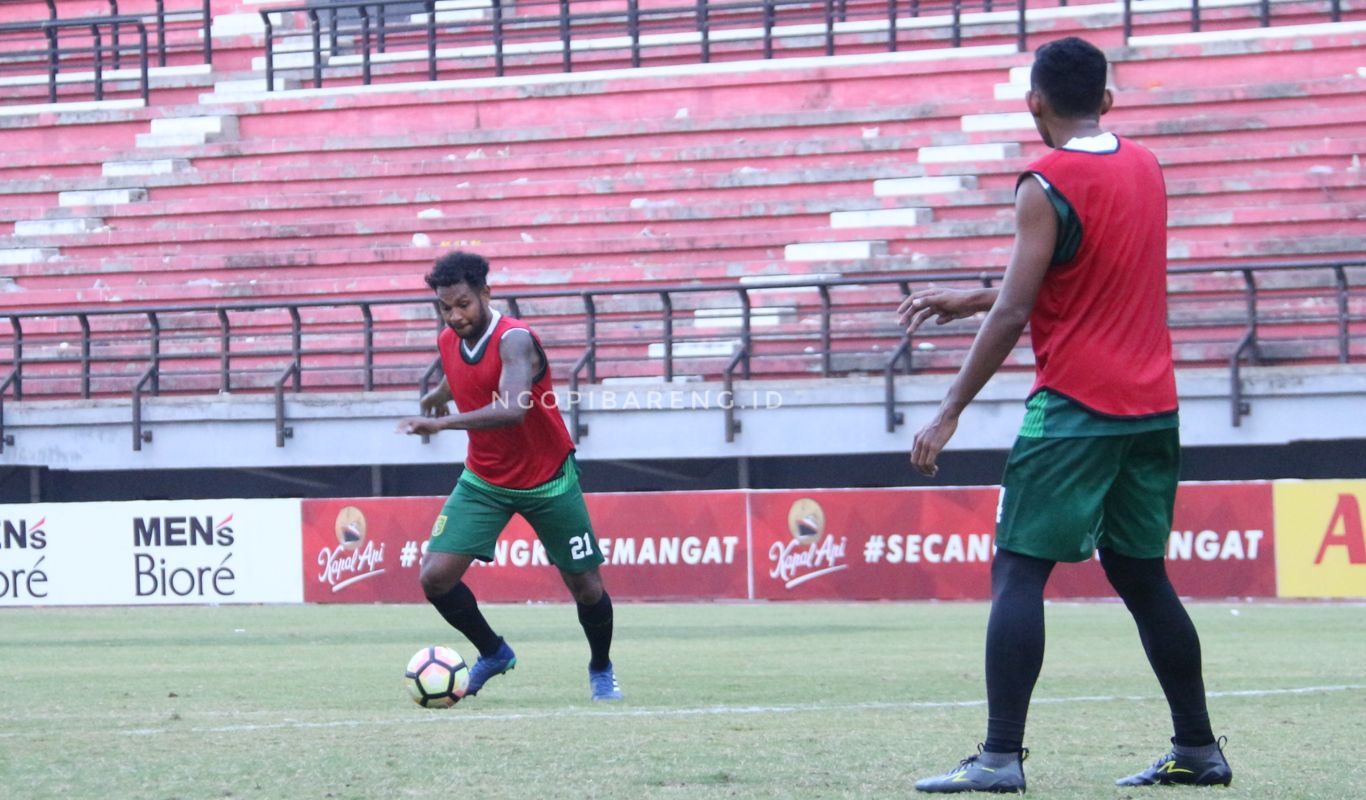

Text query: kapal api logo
(317, 506), (386, 592)
(769, 498), (848, 589)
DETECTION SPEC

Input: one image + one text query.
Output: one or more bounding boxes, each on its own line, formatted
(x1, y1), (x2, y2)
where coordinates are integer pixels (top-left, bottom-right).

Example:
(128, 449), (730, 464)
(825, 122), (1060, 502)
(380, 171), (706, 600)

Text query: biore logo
(134, 553), (235, 597)
(317, 506), (386, 592)
(132, 515), (235, 547)
(768, 498), (849, 589)
(0, 555), (49, 600)
(133, 512), (238, 597)
(1, 518), (47, 550)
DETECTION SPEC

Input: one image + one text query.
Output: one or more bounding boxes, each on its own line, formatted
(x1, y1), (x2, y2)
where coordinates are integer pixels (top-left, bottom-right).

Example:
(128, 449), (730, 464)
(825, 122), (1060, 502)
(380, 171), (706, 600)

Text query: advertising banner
(0, 480), (1303, 608)
(1273, 480), (1366, 598)
(750, 483), (1276, 601)
(750, 488), (998, 601)
(301, 497), (437, 604)
(301, 491), (749, 603)
(0, 499), (303, 606)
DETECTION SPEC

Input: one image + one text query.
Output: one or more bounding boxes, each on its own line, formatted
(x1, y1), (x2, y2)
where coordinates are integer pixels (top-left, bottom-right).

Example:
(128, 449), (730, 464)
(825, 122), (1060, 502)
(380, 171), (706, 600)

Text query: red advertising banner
(302, 482), (1276, 604)
(303, 497), (440, 604)
(750, 488), (999, 601)
(749, 483), (1276, 601)
(301, 491), (749, 604)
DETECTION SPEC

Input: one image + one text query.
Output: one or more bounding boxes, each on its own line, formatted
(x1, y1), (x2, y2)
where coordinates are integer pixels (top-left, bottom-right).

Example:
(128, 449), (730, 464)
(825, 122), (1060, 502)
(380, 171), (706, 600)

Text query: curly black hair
(424, 251), (489, 292)
(1031, 37), (1108, 119)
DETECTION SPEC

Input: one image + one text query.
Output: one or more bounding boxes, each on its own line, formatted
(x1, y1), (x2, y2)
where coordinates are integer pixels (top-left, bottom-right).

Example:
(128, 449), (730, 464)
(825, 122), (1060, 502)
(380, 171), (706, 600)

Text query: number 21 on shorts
(570, 533), (594, 560)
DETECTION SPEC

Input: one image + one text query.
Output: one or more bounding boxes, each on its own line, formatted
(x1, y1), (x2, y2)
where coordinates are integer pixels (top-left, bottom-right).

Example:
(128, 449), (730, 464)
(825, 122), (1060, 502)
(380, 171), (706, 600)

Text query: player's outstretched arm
(909, 178), (1057, 477)
(897, 287), (999, 335)
(398, 331), (541, 436)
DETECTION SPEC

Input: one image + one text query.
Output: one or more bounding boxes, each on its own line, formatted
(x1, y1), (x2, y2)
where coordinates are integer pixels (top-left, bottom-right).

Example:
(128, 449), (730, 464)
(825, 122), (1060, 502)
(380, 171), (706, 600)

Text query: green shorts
(995, 428), (1179, 562)
(426, 455), (604, 573)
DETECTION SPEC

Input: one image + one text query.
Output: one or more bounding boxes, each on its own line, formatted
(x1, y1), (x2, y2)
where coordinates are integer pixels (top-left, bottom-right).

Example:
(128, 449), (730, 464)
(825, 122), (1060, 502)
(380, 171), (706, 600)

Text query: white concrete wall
(3, 365), (1363, 472)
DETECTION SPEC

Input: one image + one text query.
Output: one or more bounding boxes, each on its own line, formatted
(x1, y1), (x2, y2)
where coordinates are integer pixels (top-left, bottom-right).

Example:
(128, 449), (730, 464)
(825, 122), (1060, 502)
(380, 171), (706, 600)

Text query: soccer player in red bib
(398, 251), (622, 701)
(901, 38), (1230, 792)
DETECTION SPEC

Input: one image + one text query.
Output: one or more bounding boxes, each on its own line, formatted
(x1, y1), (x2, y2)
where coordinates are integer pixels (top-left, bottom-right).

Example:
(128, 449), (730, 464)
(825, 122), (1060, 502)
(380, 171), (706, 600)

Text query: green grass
(1, 601), (1364, 799)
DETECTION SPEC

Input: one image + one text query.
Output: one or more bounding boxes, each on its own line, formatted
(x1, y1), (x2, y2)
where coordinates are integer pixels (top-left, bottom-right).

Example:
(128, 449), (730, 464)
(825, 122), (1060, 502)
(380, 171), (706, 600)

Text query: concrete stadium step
(10, 217), (925, 256)
(12, 126), (1351, 222)
(1115, 28), (1366, 89)
(12, 217), (107, 236)
(60, 143), (934, 198)
(195, 42), (1355, 144)
(196, 45), (1022, 124)
(5, 65), (1360, 180)
(12, 218), (1356, 305)
(10, 129), (1349, 234)
(0, 251), (930, 309)
(1169, 234), (1366, 261)
(57, 188), (150, 208)
(64, 192), (896, 237)
(0, 247), (59, 266)
(916, 135), (1366, 186)
(53, 77), (1355, 187)
(101, 159), (194, 178)
(17, 172), (924, 232)
(135, 115), (240, 148)
(0, 117), (963, 187)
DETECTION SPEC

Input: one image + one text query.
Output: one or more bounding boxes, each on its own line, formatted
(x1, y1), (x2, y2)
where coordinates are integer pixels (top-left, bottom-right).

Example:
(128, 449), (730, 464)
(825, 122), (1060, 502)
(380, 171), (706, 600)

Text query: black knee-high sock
(577, 591), (614, 671)
(1100, 549), (1214, 747)
(427, 582), (502, 658)
(984, 549), (1056, 754)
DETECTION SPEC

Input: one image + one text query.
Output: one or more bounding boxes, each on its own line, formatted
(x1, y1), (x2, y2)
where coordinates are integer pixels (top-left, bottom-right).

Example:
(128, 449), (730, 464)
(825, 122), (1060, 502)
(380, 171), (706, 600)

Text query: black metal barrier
(0, 259), (1361, 450)
(260, 0), (1035, 91)
(1122, 0), (1344, 39)
(0, 0), (212, 106)
(258, 0), (1355, 93)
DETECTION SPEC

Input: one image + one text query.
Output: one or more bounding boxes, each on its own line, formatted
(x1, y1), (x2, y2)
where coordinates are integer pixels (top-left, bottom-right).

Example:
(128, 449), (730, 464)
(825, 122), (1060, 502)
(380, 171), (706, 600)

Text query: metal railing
(1121, 0), (1345, 39)
(0, 1), (212, 106)
(260, 0), (1036, 91)
(255, 0), (1356, 92)
(0, 16), (150, 103)
(0, 260), (1361, 452)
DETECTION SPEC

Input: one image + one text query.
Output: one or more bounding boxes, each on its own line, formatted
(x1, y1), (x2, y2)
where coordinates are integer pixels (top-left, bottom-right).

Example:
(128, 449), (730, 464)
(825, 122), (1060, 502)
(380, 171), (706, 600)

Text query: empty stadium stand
(0, 0), (1362, 492)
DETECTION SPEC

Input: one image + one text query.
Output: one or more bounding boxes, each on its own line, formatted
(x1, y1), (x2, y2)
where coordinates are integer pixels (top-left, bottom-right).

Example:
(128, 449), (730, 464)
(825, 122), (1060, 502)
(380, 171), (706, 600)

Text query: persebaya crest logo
(317, 506), (386, 592)
(769, 498), (849, 589)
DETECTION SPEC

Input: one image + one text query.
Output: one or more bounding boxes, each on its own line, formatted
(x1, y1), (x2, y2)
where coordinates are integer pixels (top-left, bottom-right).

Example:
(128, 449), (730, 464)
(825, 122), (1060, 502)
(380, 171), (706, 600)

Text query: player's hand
(897, 288), (979, 335)
(910, 412), (958, 477)
(419, 389), (450, 418)
(397, 416), (444, 436)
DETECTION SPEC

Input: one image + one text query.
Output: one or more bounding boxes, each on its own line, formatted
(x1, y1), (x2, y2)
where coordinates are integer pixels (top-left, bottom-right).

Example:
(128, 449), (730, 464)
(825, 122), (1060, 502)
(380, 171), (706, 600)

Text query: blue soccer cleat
(588, 662), (623, 701)
(465, 639), (516, 696)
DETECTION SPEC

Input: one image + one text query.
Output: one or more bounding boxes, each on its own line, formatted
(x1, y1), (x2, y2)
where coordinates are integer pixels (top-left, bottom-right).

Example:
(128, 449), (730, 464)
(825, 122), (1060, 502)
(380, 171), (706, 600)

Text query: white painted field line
(103, 683), (1365, 738)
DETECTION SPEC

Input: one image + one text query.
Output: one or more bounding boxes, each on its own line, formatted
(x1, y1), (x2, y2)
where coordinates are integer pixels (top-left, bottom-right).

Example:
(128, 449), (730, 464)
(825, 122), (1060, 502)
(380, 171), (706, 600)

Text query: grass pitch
(2, 601), (1363, 799)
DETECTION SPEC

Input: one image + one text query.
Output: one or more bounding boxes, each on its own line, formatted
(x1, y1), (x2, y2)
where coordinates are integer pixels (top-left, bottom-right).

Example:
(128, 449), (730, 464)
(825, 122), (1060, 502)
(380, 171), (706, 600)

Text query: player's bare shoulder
(499, 326), (544, 375)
